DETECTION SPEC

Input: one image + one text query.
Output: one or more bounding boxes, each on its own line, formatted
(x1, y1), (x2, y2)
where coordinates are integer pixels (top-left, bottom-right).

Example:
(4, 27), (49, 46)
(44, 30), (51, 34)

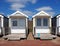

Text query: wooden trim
(10, 16), (26, 18)
(35, 16), (51, 18)
(35, 17), (50, 27)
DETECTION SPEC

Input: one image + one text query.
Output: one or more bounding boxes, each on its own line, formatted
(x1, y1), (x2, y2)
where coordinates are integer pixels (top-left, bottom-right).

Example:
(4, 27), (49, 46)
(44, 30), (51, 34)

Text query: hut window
(36, 18), (41, 26)
(19, 19), (25, 27)
(12, 21), (17, 26)
(43, 18), (48, 26)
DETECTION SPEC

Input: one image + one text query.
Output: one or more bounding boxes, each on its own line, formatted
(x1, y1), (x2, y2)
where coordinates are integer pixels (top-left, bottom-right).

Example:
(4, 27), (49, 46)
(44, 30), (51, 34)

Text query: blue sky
(0, 0), (60, 19)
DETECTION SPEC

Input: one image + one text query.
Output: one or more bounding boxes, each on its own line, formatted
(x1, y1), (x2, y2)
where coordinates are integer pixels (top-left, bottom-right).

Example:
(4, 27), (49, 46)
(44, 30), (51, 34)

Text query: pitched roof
(32, 11), (51, 18)
(56, 14), (60, 18)
(0, 14), (4, 18)
(8, 11), (28, 18)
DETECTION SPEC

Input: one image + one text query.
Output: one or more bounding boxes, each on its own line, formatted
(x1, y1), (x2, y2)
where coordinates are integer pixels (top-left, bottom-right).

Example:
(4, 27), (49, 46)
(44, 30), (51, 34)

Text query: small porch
(3, 33), (26, 40)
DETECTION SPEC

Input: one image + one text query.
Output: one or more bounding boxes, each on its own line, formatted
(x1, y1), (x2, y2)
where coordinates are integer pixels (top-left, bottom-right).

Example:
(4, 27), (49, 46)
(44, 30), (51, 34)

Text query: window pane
(36, 18), (41, 26)
(43, 18), (48, 26)
(12, 21), (17, 26)
(19, 19), (25, 27)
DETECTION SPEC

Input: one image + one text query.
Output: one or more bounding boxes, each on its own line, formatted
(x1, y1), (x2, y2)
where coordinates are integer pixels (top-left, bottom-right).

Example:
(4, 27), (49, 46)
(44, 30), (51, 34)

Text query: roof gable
(32, 11), (50, 18)
(57, 15), (60, 18)
(8, 11), (28, 18)
(0, 14), (4, 18)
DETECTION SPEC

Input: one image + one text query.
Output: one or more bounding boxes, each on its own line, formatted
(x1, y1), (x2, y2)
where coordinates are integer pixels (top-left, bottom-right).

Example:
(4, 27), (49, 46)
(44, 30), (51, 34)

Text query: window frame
(36, 17), (49, 27)
(18, 18), (26, 27)
(12, 19), (18, 27)
(36, 18), (42, 26)
(42, 18), (48, 27)
(11, 18), (26, 29)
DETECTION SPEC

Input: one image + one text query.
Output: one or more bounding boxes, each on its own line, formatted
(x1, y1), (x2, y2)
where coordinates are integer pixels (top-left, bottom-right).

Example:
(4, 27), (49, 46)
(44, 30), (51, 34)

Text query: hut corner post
(56, 18), (57, 36)
(9, 18), (11, 34)
(1, 17), (5, 36)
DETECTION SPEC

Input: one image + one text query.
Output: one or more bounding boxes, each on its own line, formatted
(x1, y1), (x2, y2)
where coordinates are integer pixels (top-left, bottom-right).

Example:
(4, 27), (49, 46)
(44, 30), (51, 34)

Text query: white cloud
(11, 3), (25, 10)
(21, 10), (35, 16)
(6, 0), (36, 17)
(7, 0), (20, 3)
(36, 6), (53, 11)
(31, 0), (37, 4)
(36, 6), (55, 16)
(0, 12), (4, 15)
(7, 0), (37, 4)
(6, 0), (37, 11)
(21, 10), (36, 20)
(47, 12), (55, 16)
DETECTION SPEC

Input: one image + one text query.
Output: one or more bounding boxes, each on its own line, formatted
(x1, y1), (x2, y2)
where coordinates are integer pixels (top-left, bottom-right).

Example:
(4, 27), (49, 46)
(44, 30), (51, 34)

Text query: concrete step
(8, 37), (20, 40)
(3, 33), (26, 40)
(4, 35), (20, 40)
(3, 33), (26, 38)
(40, 33), (53, 39)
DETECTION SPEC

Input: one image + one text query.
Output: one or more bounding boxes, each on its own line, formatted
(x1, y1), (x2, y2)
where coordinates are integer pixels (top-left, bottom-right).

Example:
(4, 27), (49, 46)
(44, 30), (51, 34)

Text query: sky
(0, 0), (60, 19)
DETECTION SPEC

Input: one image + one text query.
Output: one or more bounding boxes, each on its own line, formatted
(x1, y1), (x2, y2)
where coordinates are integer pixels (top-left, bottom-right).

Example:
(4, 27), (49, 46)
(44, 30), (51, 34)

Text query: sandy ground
(0, 32), (60, 46)
(0, 37), (60, 46)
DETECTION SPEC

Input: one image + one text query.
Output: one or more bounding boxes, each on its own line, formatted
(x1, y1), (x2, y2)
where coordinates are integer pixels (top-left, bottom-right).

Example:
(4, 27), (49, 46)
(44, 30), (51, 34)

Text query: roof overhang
(0, 14), (3, 18)
(8, 11), (28, 18)
(32, 11), (52, 18)
(56, 15), (60, 18)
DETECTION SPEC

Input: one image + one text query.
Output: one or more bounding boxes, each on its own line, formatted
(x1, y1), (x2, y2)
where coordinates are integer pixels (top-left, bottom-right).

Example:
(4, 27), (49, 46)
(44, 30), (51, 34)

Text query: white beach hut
(3, 11), (28, 40)
(32, 11), (53, 39)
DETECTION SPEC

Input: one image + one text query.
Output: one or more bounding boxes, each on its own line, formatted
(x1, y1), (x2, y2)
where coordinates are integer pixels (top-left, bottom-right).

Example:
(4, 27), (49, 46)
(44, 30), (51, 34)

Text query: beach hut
(52, 16), (56, 35)
(3, 11), (28, 40)
(0, 14), (8, 36)
(52, 14), (60, 36)
(32, 11), (53, 39)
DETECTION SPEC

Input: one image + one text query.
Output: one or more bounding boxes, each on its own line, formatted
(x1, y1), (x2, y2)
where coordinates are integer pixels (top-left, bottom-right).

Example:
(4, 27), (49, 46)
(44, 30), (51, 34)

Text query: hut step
(8, 37), (20, 40)
(40, 34), (53, 39)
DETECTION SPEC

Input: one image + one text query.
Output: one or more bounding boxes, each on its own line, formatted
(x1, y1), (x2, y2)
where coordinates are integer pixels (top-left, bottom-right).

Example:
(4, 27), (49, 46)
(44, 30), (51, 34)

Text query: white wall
(1, 17), (3, 27)
(0, 29), (1, 34)
(49, 18), (51, 27)
(33, 18), (35, 35)
(26, 18), (28, 34)
(59, 18), (60, 26)
(0, 16), (3, 35)
(35, 28), (50, 33)
(59, 28), (60, 33)
(57, 18), (60, 27)
(56, 17), (60, 35)
(11, 29), (25, 33)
